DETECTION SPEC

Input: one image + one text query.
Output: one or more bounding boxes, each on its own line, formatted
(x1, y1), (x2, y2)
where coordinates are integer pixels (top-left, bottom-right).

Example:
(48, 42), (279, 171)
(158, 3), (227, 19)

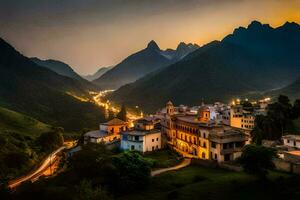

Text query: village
(79, 97), (300, 174)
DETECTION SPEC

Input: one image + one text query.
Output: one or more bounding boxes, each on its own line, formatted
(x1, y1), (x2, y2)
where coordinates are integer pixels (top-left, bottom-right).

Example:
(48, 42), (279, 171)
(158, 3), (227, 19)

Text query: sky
(0, 0), (300, 75)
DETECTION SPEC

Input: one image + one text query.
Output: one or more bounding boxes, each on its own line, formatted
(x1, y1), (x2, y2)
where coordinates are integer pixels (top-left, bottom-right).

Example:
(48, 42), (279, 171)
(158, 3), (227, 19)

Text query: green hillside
(0, 38), (106, 131)
(0, 106), (55, 180)
(0, 106), (51, 136)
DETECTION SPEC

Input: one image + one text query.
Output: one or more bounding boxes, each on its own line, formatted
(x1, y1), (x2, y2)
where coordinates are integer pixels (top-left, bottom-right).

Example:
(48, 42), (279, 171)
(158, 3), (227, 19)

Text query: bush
(238, 144), (277, 178)
(112, 151), (152, 192)
(37, 131), (64, 152)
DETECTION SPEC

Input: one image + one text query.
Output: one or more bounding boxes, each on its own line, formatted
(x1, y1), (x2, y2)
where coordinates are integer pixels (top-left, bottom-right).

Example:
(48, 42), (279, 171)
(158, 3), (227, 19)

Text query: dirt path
(151, 158), (191, 177)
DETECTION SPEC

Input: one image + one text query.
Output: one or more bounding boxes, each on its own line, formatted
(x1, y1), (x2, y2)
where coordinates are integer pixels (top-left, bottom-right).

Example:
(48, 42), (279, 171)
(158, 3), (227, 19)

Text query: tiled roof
(102, 118), (127, 126)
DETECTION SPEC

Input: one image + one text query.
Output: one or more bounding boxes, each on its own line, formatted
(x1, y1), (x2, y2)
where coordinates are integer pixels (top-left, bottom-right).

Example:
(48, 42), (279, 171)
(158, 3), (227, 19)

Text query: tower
(166, 101), (174, 116)
(198, 106), (210, 123)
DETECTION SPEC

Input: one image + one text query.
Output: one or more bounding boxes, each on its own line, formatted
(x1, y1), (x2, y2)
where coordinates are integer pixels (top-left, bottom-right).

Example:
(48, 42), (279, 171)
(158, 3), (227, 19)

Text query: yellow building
(161, 101), (248, 162)
(230, 105), (255, 131)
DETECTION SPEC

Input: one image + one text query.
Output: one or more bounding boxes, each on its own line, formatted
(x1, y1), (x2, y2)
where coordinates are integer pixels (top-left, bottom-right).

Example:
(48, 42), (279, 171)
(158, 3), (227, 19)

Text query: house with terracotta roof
(84, 118), (127, 144)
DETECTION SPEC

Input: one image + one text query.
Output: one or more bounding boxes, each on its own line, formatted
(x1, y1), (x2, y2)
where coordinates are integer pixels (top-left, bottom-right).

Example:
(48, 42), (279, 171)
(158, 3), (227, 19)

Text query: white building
(121, 118), (161, 153)
(84, 118), (127, 144)
(282, 135), (300, 149)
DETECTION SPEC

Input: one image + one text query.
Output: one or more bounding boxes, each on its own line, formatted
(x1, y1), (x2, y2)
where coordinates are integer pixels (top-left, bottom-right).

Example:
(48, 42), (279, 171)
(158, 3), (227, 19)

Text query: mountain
(109, 21), (300, 112)
(31, 57), (84, 81)
(93, 40), (198, 89)
(0, 38), (105, 131)
(272, 77), (300, 100)
(83, 66), (113, 81)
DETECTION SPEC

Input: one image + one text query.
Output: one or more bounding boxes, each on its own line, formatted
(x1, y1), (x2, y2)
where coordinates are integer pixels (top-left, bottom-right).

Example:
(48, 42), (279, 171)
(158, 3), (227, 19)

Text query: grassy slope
(0, 106), (51, 136)
(119, 166), (297, 200)
(144, 149), (182, 169)
(0, 106), (52, 179)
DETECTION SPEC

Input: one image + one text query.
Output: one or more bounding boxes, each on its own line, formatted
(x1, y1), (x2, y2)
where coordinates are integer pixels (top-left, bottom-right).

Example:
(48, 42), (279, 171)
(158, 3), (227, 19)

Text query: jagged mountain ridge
(92, 40), (198, 89)
(109, 21), (300, 112)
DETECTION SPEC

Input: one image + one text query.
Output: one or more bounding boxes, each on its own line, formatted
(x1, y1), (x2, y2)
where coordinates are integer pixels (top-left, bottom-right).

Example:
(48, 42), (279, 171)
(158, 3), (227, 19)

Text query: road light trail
(8, 146), (65, 189)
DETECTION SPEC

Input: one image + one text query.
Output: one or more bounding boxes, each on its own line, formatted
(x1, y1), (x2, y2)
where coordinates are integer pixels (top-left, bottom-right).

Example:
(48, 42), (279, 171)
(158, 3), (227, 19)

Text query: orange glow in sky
(0, 0), (299, 74)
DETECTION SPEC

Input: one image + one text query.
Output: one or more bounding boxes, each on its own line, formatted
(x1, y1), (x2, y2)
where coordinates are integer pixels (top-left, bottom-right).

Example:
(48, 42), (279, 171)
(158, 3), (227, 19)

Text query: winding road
(151, 158), (191, 177)
(8, 146), (65, 189)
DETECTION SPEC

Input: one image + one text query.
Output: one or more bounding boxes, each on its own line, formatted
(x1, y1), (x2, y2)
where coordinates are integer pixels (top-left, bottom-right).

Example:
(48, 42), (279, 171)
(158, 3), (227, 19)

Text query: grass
(0, 106), (53, 180)
(0, 106), (52, 137)
(143, 149), (182, 169)
(118, 165), (299, 200)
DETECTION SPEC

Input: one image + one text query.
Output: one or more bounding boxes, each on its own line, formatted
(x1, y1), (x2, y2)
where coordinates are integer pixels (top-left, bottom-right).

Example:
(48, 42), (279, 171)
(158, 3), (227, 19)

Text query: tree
(239, 145), (277, 179)
(292, 99), (300, 119)
(76, 179), (112, 200)
(116, 104), (127, 121)
(70, 143), (117, 186)
(37, 131), (64, 153)
(112, 151), (152, 192)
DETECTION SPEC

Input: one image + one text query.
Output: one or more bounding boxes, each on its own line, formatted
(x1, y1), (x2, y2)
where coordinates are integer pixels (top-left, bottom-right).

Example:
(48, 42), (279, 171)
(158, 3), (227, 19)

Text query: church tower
(166, 101), (174, 116)
(198, 106), (210, 123)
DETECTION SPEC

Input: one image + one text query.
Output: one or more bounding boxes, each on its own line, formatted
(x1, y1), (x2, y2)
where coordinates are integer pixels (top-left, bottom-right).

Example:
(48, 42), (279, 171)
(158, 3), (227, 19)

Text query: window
(135, 136), (139, 141)
(294, 141), (296, 146)
(152, 139), (154, 142)
(211, 142), (216, 148)
(203, 142), (206, 148)
(202, 152), (206, 159)
(152, 146), (154, 151)
(156, 145), (158, 149)
(214, 154), (217, 160)
(224, 154), (230, 161)
(203, 133), (206, 138)
(131, 145), (135, 150)
(156, 138), (159, 141)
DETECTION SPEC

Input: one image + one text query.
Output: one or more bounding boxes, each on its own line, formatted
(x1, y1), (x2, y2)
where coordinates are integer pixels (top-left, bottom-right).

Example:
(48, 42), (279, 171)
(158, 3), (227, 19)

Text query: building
(282, 135), (300, 149)
(84, 118), (127, 144)
(209, 129), (248, 162)
(121, 118), (161, 153)
(230, 105), (255, 131)
(161, 101), (249, 162)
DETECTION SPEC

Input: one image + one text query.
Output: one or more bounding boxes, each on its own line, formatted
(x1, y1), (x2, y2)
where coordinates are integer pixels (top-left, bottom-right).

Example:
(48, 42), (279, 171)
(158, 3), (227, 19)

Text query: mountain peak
(248, 20), (263, 29)
(281, 21), (300, 30)
(147, 40), (160, 50)
(176, 42), (187, 50)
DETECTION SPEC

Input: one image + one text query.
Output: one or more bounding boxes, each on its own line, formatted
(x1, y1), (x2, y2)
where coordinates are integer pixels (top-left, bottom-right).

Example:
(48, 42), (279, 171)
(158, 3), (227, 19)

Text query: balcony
(220, 147), (243, 155)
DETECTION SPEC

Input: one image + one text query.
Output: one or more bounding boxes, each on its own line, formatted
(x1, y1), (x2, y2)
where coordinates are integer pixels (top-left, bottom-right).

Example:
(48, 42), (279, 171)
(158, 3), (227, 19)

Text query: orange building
(161, 101), (248, 162)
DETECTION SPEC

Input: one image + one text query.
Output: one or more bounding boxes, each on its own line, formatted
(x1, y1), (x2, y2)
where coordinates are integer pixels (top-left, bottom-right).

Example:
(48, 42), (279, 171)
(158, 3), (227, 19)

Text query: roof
(198, 106), (210, 112)
(121, 129), (160, 136)
(84, 130), (108, 138)
(101, 118), (127, 126)
(175, 115), (220, 127)
(282, 135), (300, 141)
(166, 101), (173, 106)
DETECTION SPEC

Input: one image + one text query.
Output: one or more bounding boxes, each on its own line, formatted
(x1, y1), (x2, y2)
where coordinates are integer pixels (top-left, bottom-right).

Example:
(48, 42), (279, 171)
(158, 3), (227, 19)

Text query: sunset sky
(1, 0), (300, 75)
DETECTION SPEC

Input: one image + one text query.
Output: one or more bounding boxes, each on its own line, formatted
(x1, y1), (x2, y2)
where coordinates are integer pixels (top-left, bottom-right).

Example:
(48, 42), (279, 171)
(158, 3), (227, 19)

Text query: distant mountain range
(93, 41), (199, 89)
(83, 66), (113, 81)
(109, 21), (300, 112)
(30, 57), (98, 90)
(272, 77), (300, 100)
(0, 38), (105, 131)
